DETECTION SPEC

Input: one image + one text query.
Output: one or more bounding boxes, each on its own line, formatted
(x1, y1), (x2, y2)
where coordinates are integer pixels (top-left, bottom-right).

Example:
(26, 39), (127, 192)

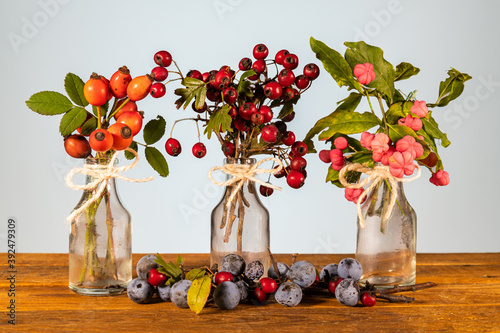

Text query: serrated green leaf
(394, 62), (420, 81)
(422, 115), (451, 147)
(59, 107), (88, 136)
(124, 141), (138, 160)
(175, 79), (207, 110)
(183, 77), (206, 88)
(145, 146), (169, 177)
(237, 70), (256, 99)
(187, 276), (212, 315)
(154, 254), (182, 282)
(428, 68), (472, 108)
(79, 116), (97, 136)
(310, 37), (363, 93)
(277, 101), (293, 119)
(143, 115), (166, 145)
(195, 85), (207, 110)
(186, 269), (205, 281)
(64, 73), (88, 107)
(344, 41), (395, 103)
(204, 105), (233, 139)
(26, 91), (73, 115)
(317, 111), (380, 141)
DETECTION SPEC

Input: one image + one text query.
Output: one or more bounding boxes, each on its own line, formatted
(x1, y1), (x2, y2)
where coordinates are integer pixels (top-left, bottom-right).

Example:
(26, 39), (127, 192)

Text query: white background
(1, 0), (499, 254)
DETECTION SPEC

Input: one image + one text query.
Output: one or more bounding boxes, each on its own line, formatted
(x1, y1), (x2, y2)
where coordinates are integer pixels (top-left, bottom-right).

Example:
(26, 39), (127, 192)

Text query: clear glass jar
(210, 158), (270, 272)
(356, 180), (416, 287)
(68, 158), (132, 296)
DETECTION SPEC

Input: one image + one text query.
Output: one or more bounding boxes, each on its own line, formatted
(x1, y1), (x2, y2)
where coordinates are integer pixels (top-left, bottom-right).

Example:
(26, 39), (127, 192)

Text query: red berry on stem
(295, 74), (310, 90)
(281, 87), (295, 101)
(275, 49), (290, 65)
(283, 54), (299, 70)
(187, 70), (203, 80)
(239, 102), (257, 121)
(328, 277), (342, 294)
(259, 185), (274, 197)
(290, 156), (307, 172)
(253, 287), (269, 305)
(264, 82), (283, 100)
(165, 138), (182, 156)
(154, 50), (172, 67)
(214, 271), (234, 285)
(361, 292), (377, 307)
(253, 43), (269, 59)
(278, 69), (296, 87)
(291, 141), (308, 156)
(282, 131), (296, 146)
(303, 63), (320, 80)
(150, 82), (166, 98)
(286, 170), (305, 189)
(221, 141), (235, 157)
(259, 277), (278, 294)
(147, 268), (167, 287)
(228, 106), (238, 118)
(89, 129), (114, 152)
(261, 124), (279, 143)
(223, 87), (238, 104)
(252, 59), (266, 74)
(319, 150), (331, 163)
(234, 117), (250, 132)
(239, 57), (253, 71)
(251, 112), (264, 125)
(192, 142), (207, 158)
(273, 165), (287, 178)
(64, 135), (91, 158)
(258, 106), (273, 123)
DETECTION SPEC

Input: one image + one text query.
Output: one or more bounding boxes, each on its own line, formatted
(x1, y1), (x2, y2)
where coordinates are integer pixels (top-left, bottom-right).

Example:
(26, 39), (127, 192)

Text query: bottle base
(69, 283), (127, 296)
(359, 275), (415, 289)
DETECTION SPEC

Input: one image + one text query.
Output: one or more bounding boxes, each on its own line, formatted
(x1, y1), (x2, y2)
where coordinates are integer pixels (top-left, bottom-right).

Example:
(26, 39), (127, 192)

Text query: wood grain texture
(1, 253), (499, 332)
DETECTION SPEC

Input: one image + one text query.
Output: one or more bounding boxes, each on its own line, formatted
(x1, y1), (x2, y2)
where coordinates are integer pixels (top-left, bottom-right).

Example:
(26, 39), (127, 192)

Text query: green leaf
(125, 141), (138, 160)
(310, 37), (363, 93)
(428, 68), (472, 108)
(80, 116), (97, 136)
(303, 92), (363, 152)
(348, 151), (375, 168)
(92, 101), (108, 118)
(143, 115), (166, 145)
(185, 269), (205, 281)
(237, 69), (256, 99)
(387, 124), (419, 142)
(154, 254), (182, 285)
(59, 107), (88, 136)
(344, 41), (395, 103)
(394, 62), (420, 81)
(187, 276), (212, 315)
(422, 114), (451, 147)
(176, 254), (184, 266)
(26, 91), (73, 115)
(64, 73), (88, 107)
(277, 101), (294, 119)
(204, 105), (233, 139)
(174, 78), (207, 110)
(325, 166), (342, 187)
(145, 146), (169, 177)
(317, 110), (380, 141)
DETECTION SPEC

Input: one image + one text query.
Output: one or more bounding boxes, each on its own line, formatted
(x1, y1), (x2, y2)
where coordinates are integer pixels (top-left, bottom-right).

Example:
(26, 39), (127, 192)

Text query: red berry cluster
(161, 44), (320, 195)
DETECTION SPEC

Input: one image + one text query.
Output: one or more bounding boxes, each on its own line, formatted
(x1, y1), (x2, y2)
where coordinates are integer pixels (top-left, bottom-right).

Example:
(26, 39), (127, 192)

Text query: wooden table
(1, 253), (499, 332)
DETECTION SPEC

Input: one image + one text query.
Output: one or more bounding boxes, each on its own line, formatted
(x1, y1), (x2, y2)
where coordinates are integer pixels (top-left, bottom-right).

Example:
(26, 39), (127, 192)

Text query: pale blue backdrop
(1, 0), (499, 254)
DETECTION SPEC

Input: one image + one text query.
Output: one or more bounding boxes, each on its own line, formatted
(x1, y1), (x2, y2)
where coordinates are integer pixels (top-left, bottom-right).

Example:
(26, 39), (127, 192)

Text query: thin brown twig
(220, 190), (229, 229)
(379, 282), (438, 294)
(223, 196), (237, 243)
(237, 190), (244, 256)
(267, 247), (282, 281)
(376, 293), (415, 303)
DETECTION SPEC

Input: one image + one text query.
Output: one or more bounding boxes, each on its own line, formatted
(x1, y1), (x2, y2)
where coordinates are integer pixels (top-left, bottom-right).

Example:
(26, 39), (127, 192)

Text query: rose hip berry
(147, 268), (167, 287)
(361, 292), (377, 307)
(259, 277), (278, 294)
(303, 63), (320, 80)
(113, 99), (137, 119)
(192, 142), (207, 158)
(109, 66), (132, 99)
(259, 185), (274, 197)
(117, 111), (143, 136)
(84, 73), (109, 106)
(253, 44), (269, 59)
(64, 134), (91, 158)
(165, 138), (182, 156)
(261, 124), (279, 143)
(89, 129), (114, 152)
(150, 82), (166, 98)
(154, 50), (172, 67)
(291, 141), (308, 156)
(286, 170), (305, 189)
(127, 74), (154, 101)
(214, 271), (234, 285)
(108, 123), (133, 151)
(263, 82), (283, 100)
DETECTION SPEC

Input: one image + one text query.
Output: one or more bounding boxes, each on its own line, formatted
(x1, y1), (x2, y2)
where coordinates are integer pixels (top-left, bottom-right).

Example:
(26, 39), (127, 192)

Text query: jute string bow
(208, 157), (284, 208)
(339, 163), (421, 229)
(65, 148), (153, 222)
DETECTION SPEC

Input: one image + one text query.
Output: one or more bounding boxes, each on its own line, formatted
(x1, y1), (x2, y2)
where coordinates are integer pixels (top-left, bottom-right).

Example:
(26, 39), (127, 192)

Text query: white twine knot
(208, 157), (284, 208)
(65, 148), (153, 222)
(339, 163), (421, 229)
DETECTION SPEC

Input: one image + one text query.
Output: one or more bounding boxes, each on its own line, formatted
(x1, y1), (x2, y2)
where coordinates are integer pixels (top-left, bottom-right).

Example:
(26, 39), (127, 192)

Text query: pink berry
(353, 63), (375, 85)
(319, 149), (331, 163)
(389, 151), (415, 178)
(370, 133), (391, 154)
(361, 132), (375, 150)
(430, 169), (450, 186)
(345, 187), (366, 204)
(411, 100), (429, 118)
(396, 136), (424, 159)
(334, 137), (348, 150)
(330, 149), (344, 171)
(398, 114), (423, 132)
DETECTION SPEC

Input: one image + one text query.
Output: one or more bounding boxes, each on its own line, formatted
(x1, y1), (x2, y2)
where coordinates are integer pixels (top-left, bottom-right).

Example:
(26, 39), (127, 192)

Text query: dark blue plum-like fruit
(338, 258), (363, 281)
(235, 280), (249, 301)
(335, 278), (360, 307)
(220, 254), (246, 276)
(289, 261), (316, 288)
(319, 263), (339, 282)
(244, 260), (264, 281)
(214, 281), (241, 310)
(136, 254), (159, 279)
(275, 282), (303, 307)
(157, 284), (171, 302)
(268, 262), (290, 279)
(170, 280), (192, 308)
(127, 278), (155, 304)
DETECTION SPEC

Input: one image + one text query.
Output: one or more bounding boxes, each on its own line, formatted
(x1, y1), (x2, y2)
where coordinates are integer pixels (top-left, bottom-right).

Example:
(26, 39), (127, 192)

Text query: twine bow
(339, 163), (421, 229)
(208, 157), (284, 208)
(65, 148), (153, 222)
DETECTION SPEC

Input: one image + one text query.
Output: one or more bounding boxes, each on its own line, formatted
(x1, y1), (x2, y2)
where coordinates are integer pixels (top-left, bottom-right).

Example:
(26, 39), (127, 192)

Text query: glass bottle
(68, 157), (132, 296)
(210, 158), (270, 272)
(356, 180), (416, 287)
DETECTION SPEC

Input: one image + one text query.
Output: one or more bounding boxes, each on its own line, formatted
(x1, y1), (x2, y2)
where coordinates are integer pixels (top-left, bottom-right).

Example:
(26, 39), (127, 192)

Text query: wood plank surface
(1, 253), (499, 332)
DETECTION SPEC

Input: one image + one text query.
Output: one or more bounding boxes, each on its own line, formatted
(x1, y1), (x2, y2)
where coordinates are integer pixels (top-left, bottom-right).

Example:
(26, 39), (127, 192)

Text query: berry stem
(376, 93), (389, 133)
(106, 97), (130, 122)
(172, 60), (184, 80)
(97, 106), (102, 129)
